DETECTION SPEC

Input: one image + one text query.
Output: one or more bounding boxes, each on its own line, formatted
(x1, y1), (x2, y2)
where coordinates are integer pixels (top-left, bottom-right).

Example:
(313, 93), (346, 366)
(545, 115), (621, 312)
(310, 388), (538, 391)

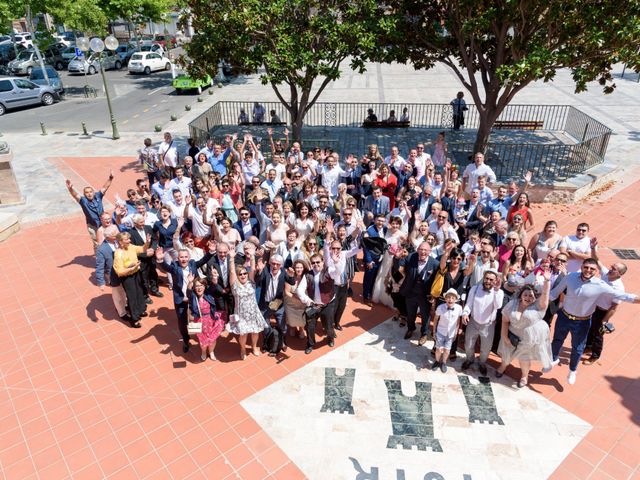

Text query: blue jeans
(551, 310), (591, 372)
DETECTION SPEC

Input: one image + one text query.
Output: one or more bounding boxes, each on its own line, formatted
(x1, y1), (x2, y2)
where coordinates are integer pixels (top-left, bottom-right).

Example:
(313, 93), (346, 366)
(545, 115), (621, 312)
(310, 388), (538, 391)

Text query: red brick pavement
(0, 156), (638, 479)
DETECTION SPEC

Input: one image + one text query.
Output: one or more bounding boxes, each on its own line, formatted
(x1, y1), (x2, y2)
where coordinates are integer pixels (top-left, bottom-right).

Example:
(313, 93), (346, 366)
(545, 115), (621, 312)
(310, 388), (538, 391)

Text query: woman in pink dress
(431, 131), (448, 168)
(189, 277), (225, 361)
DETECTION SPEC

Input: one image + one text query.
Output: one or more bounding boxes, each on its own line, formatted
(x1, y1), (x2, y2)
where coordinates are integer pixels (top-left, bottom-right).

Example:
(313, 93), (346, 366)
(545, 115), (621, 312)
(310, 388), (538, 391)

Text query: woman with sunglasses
(497, 233), (520, 272)
(508, 213), (528, 246)
(496, 270), (552, 387)
(219, 177), (239, 223)
(225, 246), (267, 359)
(301, 236), (320, 262)
(528, 220), (562, 262)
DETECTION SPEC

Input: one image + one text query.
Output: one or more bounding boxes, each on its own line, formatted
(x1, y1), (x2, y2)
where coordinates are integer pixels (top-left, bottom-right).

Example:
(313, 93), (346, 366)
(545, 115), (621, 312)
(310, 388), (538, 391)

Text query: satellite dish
(104, 35), (119, 51)
(76, 37), (90, 51)
(90, 37), (105, 53)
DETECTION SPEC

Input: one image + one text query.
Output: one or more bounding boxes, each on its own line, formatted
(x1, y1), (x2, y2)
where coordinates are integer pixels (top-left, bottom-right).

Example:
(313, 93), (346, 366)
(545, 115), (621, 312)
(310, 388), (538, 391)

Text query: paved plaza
(0, 62), (639, 479)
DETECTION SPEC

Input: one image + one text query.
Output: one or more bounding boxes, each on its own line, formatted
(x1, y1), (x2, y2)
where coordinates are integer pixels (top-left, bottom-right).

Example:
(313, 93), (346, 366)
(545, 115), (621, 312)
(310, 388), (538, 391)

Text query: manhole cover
(612, 249), (640, 260)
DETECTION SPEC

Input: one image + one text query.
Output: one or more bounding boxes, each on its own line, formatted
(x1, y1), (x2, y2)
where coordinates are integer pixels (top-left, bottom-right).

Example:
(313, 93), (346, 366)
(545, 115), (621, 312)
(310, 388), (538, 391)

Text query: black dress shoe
(120, 314), (132, 323)
(145, 297), (153, 305)
(431, 361), (440, 371)
(328, 339), (335, 347)
(404, 330), (415, 340)
(305, 346), (313, 354)
(461, 360), (473, 370)
(140, 311), (148, 317)
(149, 290), (164, 298)
(132, 321), (142, 328)
(183, 343), (190, 353)
(479, 364), (488, 376)
(335, 325), (343, 331)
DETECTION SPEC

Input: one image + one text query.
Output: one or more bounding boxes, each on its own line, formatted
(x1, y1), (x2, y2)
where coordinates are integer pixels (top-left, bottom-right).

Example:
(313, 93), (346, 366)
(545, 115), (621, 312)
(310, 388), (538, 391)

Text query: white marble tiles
(242, 319), (591, 480)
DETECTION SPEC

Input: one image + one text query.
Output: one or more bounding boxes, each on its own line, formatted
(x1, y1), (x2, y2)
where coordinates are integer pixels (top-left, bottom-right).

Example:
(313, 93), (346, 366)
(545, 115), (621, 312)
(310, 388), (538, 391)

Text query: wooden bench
(362, 121), (410, 128)
(494, 120), (543, 130)
(238, 121), (287, 126)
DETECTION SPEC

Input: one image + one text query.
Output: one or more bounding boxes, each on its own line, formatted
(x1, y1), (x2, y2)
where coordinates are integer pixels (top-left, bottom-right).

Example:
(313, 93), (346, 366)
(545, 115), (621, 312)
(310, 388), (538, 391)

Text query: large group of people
(69, 125), (639, 386)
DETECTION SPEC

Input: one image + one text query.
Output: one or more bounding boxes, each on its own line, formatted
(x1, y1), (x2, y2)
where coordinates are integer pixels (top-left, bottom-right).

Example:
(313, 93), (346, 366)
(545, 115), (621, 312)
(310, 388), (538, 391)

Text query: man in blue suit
(254, 254), (288, 350)
(233, 207), (260, 241)
(96, 225), (130, 323)
(155, 242), (215, 353)
(362, 186), (390, 226)
(362, 214), (387, 304)
(400, 241), (439, 340)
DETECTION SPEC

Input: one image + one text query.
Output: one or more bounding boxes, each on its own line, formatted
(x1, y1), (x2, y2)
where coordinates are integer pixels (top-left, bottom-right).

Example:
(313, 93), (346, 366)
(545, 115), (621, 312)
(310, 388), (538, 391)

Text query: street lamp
(90, 36), (120, 140)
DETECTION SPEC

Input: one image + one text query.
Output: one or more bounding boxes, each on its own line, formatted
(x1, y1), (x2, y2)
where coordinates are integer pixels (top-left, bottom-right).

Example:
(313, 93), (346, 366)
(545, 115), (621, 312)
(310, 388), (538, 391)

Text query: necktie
(375, 200), (380, 214)
(220, 260), (227, 286)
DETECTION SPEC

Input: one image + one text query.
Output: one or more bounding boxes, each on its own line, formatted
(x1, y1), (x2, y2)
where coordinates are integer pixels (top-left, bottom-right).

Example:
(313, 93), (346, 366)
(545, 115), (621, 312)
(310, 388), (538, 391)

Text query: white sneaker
(567, 371), (577, 385)
(201, 352), (207, 361)
(209, 351), (216, 361)
(551, 358), (560, 367)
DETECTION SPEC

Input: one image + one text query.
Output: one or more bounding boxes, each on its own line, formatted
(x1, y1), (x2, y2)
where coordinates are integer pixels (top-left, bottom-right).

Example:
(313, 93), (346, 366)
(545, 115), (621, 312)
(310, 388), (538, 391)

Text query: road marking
(143, 108), (149, 113)
(152, 104), (158, 108)
(147, 86), (167, 96)
(133, 114), (140, 118)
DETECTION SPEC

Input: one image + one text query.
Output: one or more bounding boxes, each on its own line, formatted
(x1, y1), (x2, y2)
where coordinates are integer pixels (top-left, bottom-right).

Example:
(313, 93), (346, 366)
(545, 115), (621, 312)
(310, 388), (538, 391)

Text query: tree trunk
(473, 108), (501, 156)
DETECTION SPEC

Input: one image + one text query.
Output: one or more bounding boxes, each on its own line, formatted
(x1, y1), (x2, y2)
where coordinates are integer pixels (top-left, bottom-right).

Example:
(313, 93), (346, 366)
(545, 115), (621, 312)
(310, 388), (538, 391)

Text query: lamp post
(90, 36), (120, 140)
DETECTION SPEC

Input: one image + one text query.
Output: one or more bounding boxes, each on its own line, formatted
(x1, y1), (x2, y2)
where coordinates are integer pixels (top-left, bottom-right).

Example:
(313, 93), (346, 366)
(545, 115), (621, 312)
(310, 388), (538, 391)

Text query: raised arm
(101, 170), (114, 194)
(65, 179), (81, 203)
(537, 268), (552, 312)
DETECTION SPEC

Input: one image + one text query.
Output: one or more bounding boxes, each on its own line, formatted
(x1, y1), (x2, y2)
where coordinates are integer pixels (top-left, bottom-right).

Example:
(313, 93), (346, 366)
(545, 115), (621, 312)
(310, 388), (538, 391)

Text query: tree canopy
(185, 0), (381, 140)
(380, 0), (640, 152)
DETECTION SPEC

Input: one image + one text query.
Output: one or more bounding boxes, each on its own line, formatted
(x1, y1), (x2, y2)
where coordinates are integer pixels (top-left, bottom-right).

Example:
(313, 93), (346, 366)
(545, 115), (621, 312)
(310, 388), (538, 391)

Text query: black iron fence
(188, 102), (611, 181)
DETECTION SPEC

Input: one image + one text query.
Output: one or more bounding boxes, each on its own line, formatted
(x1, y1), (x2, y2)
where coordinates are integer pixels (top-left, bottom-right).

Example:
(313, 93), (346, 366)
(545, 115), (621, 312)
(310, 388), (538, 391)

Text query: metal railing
(188, 102), (611, 181)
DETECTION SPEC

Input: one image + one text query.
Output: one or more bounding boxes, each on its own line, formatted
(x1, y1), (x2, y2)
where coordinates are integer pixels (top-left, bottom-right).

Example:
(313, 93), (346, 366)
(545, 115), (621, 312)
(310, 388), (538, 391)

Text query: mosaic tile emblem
(242, 320), (590, 479)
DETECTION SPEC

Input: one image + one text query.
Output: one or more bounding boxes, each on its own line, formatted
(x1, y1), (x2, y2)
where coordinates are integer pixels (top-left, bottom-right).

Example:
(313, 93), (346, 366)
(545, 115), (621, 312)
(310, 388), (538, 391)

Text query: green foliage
(378, 0), (640, 151)
(185, 0), (381, 133)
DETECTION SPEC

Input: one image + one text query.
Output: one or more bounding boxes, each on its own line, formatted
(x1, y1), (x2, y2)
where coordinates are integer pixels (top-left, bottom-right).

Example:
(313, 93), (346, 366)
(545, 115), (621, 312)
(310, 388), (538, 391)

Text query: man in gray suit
(362, 185), (390, 225)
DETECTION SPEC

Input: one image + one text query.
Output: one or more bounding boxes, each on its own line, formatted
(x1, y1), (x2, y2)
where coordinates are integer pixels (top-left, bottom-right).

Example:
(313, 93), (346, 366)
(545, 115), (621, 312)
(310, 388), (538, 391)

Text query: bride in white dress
(372, 216), (406, 308)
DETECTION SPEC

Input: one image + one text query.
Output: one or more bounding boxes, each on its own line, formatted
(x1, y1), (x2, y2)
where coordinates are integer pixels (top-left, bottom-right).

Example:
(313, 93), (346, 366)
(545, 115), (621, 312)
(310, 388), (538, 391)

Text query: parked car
(13, 33), (33, 48)
(0, 43), (24, 74)
(61, 46), (77, 66)
(116, 44), (138, 65)
(173, 73), (213, 94)
(7, 46), (65, 75)
(29, 66), (65, 95)
(68, 50), (122, 74)
(55, 31), (77, 47)
(0, 76), (60, 116)
(139, 43), (166, 57)
(128, 52), (171, 75)
(0, 35), (11, 45)
(153, 35), (177, 49)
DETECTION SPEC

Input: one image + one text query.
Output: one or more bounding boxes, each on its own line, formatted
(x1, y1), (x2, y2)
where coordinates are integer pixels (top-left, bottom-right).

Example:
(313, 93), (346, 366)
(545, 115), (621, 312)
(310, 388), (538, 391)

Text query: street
(0, 62), (211, 134)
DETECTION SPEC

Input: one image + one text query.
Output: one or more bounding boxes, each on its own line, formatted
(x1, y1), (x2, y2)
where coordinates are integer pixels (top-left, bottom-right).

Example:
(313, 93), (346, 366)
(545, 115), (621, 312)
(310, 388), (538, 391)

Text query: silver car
(68, 50), (122, 74)
(0, 77), (60, 116)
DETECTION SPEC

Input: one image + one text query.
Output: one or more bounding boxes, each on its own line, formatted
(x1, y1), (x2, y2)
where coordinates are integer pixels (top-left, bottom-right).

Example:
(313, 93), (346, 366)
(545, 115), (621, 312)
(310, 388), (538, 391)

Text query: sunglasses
(343, 213), (352, 216)
(308, 243), (317, 246)
(330, 247), (341, 251)
(507, 238), (518, 241)
(556, 258), (567, 263)
(238, 272), (248, 276)
(311, 261), (322, 265)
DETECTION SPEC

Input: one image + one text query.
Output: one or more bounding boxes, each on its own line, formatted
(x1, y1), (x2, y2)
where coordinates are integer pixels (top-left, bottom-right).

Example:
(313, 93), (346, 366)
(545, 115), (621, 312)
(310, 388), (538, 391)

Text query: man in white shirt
(559, 223), (592, 273)
(241, 151), (262, 186)
(414, 143), (432, 180)
(461, 270), (504, 375)
(384, 145), (406, 170)
(428, 210), (459, 246)
(169, 166), (192, 197)
(184, 196), (212, 240)
(121, 200), (159, 228)
(319, 154), (344, 199)
(275, 230), (304, 270)
(261, 168), (283, 201)
(462, 152), (497, 195)
(168, 189), (187, 219)
(158, 132), (178, 173)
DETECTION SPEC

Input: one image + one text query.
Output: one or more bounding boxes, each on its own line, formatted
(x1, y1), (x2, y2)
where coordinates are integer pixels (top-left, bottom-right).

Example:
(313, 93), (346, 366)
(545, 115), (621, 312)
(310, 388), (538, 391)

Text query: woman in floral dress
(188, 276), (225, 361)
(226, 246), (267, 359)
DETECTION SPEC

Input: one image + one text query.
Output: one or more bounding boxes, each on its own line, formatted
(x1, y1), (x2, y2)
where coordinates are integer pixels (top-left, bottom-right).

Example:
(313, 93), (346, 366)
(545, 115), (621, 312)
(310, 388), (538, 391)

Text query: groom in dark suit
(400, 241), (439, 340)
(255, 254), (288, 349)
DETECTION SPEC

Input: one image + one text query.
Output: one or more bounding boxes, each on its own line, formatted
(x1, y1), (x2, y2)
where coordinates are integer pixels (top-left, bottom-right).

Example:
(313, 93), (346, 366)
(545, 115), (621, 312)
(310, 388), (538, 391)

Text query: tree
(380, 0), (640, 154)
(185, 0), (380, 141)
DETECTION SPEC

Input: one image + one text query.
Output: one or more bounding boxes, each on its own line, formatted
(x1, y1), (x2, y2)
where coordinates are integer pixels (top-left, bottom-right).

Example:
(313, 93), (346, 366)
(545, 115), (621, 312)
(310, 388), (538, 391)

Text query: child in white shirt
(432, 288), (463, 373)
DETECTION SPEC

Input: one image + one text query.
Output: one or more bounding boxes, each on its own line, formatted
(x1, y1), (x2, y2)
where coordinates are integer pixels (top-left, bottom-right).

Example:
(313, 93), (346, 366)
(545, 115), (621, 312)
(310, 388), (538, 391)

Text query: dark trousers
(390, 291), (407, 317)
(453, 112), (464, 130)
(405, 295), (430, 335)
(139, 258), (159, 296)
(491, 307), (504, 354)
(175, 301), (190, 344)
(551, 310), (591, 371)
(261, 305), (286, 338)
(333, 285), (349, 327)
(121, 272), (146, 322)
(306, 300), (336, 348)
(362, 262), (380, 300)
(147, 171), (159, 185)
(586, 307), (607, 359)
